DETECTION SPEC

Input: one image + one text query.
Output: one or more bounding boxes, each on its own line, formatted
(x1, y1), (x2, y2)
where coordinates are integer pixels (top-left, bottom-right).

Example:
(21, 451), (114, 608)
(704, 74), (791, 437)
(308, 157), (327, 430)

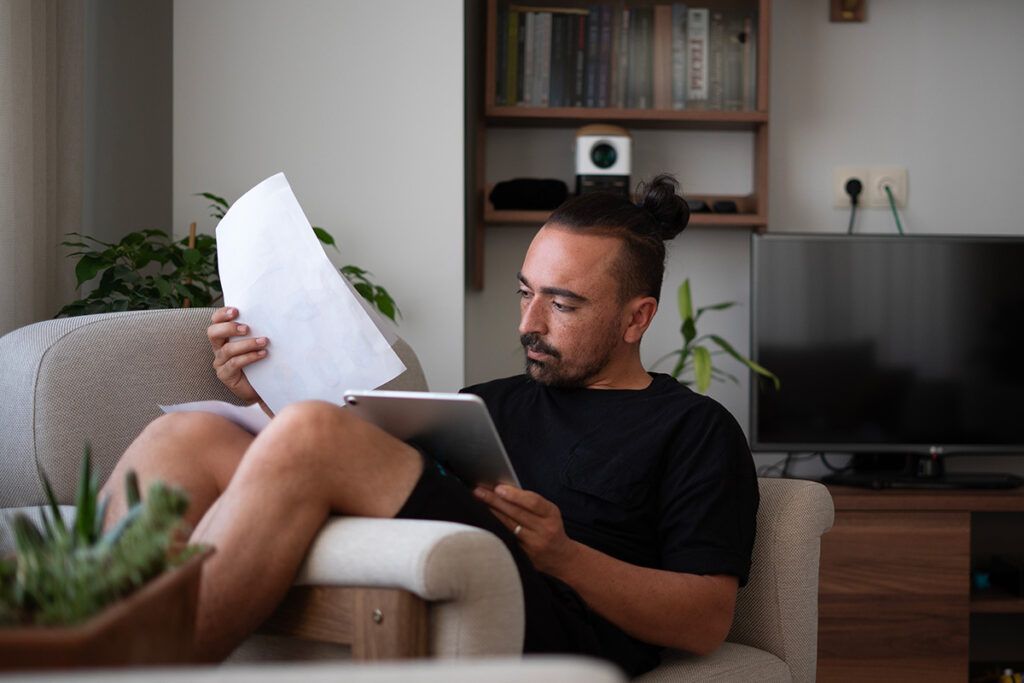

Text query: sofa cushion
(634, 642), (792, 682)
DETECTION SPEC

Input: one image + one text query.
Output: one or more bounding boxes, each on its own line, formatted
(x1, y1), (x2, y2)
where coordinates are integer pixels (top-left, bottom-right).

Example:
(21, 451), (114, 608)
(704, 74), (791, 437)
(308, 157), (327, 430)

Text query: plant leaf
(677, 279), (693, 323)
(695, 301), (736, 320)
(312, 227), (338, 249)
(75, 255), (106, 287)
(681, 317), (696, 344)
(708, 334), (781, 390)
(692, 345), (712, 393)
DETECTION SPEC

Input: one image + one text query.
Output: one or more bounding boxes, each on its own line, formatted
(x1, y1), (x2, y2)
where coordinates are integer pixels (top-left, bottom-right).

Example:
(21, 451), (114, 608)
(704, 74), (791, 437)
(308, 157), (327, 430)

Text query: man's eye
(552, 301), (575, 313)
(517, 288), (532, 299)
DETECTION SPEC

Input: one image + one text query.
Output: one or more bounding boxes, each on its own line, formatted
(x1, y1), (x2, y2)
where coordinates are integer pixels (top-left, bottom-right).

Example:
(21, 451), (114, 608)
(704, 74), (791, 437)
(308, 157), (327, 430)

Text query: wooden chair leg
(261, 586), (429, 660)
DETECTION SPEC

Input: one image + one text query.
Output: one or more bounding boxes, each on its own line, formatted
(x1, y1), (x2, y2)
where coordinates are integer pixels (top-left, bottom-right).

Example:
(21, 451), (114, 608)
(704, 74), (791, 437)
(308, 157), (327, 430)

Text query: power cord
(883, 184), (906, 235)
(845, 178), (863, 234)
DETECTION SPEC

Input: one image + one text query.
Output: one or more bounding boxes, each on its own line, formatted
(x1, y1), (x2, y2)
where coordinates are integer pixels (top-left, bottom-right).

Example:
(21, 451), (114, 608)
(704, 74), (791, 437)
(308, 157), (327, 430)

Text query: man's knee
(268, 400), (367, 452)
(140, 411), (235, 445)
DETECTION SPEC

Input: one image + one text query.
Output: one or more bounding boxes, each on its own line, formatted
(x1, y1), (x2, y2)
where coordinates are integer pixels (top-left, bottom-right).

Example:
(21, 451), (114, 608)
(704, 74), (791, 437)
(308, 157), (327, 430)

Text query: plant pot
(0, 547), (213, 671)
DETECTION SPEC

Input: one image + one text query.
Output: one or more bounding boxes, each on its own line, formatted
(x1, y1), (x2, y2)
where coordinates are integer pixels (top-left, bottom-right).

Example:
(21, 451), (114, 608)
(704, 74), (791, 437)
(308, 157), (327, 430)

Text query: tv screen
(750, 234), (1024, 454)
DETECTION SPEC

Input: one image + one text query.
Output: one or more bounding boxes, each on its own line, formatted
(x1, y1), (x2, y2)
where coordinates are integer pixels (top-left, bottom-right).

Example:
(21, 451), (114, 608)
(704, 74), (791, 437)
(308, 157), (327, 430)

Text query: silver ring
(513, 524), (523, 536)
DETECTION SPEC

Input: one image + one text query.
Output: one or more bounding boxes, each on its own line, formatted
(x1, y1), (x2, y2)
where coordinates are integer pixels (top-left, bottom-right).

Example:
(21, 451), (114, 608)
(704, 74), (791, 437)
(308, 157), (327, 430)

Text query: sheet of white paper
(215, 173), (405, 413)
(160, 401), (271, 435)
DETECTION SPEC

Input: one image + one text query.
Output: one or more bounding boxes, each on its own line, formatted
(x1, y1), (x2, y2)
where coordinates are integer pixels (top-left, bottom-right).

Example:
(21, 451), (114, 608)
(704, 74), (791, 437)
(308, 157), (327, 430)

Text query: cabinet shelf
(486, 105), (768, 130)
(485, 191), (765, 228)
(971, 588), (1024, 614)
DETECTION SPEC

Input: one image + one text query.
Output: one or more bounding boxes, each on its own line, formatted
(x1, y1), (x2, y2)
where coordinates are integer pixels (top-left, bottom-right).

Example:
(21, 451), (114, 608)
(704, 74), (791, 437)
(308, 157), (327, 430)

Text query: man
(100, 175), (758, 676)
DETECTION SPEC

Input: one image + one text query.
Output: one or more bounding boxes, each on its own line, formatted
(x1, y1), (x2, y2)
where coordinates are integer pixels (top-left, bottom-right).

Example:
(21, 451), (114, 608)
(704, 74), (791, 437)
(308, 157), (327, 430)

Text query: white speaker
(575, 124), (632, 196)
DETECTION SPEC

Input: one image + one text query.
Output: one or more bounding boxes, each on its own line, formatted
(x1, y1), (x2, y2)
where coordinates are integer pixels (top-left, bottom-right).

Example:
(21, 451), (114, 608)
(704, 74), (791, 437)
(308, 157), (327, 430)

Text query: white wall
(174, 0), (465, 391)
(466, 0), (1024, 476)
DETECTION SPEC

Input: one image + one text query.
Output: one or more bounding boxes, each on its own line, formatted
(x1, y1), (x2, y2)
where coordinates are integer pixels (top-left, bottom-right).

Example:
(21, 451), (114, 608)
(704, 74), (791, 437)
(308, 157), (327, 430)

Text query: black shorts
(395, 456), (659, 677)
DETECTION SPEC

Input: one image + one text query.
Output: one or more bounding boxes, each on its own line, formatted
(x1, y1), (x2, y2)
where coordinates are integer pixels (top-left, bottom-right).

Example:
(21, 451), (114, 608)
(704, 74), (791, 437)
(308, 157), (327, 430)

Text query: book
(707, 10), (726, 110)
(572, 13), (586, 106)
(536, 12), (552, 107)
(634, 7), (653, 109)
(614, 7), (630, 108)
(506, 9), (520, 105)
(597, 5), (612, 108)
(652, 4), (673, 110)
(522, 12), (535, 105)
(743, 14), (757, 110)
(686, 8), (709, 106)
(550, 13), (566, 107)
(496, 5), (507, 105)
(515, 12), (526, 103)
(671, 4), (688, 110)
(584, 6), (599, 107)
(722, 13), (747, 111)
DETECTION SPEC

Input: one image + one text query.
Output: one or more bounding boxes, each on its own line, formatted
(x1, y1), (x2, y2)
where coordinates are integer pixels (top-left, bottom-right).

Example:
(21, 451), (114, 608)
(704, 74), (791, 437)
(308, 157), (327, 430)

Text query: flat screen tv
(750, 233), (1024, 489)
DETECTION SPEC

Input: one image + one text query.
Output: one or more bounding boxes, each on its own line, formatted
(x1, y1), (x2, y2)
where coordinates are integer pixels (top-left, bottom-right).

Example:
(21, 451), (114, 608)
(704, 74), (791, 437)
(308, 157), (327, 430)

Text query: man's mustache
(520, 333), (561, 359)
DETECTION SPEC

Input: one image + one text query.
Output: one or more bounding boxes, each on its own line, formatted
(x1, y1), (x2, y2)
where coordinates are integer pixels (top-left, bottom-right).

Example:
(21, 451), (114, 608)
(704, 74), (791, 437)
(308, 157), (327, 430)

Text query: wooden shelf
(486, 106), (768, 130)
(971, 588), (1024, 614)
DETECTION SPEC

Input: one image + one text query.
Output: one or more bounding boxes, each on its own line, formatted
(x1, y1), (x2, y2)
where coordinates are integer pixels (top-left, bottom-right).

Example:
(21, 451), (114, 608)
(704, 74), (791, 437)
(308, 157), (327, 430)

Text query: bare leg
(189, 400), (424, 660)
(101, 411), (255, 531)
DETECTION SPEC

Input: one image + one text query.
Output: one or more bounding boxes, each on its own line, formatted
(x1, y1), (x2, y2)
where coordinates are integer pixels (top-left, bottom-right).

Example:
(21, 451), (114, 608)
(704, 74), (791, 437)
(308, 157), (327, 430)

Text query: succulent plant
(0, 445), (202, 627)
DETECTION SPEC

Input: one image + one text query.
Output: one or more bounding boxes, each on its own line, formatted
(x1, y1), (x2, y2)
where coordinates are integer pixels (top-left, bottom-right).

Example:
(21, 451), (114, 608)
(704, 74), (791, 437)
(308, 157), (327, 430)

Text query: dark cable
(845, 178), (863, 235)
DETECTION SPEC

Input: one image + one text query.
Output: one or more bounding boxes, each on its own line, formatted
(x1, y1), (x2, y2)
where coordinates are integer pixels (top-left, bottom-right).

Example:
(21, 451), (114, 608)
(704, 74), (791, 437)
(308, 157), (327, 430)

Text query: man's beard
(520, 332), (614, 388)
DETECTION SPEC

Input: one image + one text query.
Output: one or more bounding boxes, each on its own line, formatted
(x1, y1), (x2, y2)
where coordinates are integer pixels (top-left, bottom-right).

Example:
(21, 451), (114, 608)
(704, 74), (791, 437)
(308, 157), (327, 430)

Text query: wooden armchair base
(261, 586), (429, 660)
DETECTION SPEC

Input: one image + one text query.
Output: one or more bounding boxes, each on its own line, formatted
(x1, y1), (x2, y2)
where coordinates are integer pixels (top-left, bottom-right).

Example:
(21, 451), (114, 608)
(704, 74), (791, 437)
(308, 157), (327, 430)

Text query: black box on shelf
(990, 555), (1024, 597)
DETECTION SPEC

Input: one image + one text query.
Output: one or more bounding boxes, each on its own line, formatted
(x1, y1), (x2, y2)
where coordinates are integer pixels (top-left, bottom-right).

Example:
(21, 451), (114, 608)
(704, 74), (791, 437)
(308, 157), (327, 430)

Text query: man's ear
(623, 296), (658, 344)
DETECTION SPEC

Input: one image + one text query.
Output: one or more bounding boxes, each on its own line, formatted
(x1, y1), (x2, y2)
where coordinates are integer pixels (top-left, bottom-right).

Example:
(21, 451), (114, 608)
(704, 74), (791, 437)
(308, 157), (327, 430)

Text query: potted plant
(657, 279), (780, 394)
(57, 191), (399, 321)
(0, 447), (211, 670)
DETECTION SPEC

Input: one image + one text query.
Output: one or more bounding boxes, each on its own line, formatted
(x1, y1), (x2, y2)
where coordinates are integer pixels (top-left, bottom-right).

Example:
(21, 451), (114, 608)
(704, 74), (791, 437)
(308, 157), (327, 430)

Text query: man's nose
(518, 298), (546, 336)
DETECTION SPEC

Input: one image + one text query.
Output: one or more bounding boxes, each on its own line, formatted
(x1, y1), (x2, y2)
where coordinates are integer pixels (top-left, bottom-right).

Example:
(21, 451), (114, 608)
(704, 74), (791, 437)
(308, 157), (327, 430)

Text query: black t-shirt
(463, 371), (759, 591)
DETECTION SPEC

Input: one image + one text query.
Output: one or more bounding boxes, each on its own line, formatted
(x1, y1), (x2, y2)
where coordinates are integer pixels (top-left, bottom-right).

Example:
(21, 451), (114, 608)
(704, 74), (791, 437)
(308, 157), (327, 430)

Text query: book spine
(636, 8), (652, 109)
(537, 12), (552, 107)
(722, 13), (745, 111)
(745, 14), (757, 110)
(652, 4), (673, 110)
(506, 9), (520, 105)
(550, 14), (565, 108)
(671, 4), (687, 110)
(584, 6), (599, 107)
(563, 12), (576, 107)
(523, 12), (535, 106)
(597, 5), (612, 108)
(707, 10), (725, 110)
(686, 8), (709, 105)
(573, 14), (586, 107)
(615, 8), (630, 109)
(515, 12), (526, 104)
(495, 5), (507, 105)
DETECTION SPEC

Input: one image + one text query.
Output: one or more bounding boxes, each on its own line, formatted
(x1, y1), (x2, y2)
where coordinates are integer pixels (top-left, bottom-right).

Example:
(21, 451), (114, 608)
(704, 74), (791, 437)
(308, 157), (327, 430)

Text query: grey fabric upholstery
(0, 310), (834, 681)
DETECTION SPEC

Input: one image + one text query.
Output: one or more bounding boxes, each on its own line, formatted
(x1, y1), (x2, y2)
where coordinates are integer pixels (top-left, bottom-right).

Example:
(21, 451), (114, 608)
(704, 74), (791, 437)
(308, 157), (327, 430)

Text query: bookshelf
(469, 0), (772, 289)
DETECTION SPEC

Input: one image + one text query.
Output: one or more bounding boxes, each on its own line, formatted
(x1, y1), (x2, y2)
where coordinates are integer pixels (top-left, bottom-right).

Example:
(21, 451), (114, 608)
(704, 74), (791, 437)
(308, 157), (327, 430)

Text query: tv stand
(821, 453), (1023, 490)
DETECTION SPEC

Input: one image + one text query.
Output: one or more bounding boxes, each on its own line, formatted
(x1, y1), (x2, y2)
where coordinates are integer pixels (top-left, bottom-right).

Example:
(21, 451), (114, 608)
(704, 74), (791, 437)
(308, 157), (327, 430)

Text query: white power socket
(867, 166), (908, 208)
(833, 166), (908, 208)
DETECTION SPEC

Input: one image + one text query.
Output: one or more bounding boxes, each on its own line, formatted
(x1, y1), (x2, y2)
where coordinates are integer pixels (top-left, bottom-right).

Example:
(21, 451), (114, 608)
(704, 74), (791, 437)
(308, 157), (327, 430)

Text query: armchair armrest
(263, 518), (525, 659)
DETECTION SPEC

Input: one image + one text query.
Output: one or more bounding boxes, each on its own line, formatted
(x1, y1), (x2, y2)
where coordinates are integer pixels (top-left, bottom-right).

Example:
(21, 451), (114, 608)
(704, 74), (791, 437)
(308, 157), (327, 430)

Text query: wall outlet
(867, 166), (908, 208)
(833, 166), (869, 208)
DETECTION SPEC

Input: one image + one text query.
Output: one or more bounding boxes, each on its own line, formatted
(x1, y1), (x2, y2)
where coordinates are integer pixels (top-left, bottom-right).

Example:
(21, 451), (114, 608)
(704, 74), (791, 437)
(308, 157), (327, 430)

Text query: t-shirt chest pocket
(559, 443), (655, 506)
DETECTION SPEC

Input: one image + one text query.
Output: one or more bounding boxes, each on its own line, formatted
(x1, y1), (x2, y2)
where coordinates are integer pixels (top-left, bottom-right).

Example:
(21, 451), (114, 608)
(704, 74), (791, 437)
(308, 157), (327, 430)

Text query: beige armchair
(0, 309), (834, 680)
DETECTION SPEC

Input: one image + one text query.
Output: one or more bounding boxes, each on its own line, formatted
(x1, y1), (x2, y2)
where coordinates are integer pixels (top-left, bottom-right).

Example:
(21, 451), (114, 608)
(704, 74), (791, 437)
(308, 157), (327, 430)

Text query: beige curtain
(0, 0), (82, 337)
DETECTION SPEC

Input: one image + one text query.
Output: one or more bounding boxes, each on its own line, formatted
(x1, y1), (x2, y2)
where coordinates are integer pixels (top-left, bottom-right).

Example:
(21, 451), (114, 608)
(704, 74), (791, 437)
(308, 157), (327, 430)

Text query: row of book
(494, 3), (758, 111)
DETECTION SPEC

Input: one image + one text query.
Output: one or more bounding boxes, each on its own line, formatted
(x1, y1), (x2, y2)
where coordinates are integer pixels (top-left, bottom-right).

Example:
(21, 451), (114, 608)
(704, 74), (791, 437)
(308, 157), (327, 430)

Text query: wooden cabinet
(818, 486), (1024, 682)
(469, 0), (772, 289)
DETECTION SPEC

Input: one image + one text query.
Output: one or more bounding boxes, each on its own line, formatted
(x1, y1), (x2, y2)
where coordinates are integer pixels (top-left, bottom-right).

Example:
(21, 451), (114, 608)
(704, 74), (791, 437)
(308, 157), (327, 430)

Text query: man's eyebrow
(517, 271), (589, 303)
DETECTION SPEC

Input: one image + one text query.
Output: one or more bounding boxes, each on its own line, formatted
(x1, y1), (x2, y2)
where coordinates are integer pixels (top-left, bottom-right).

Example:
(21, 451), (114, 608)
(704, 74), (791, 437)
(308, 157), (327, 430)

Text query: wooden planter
(0, 548), (212, 671)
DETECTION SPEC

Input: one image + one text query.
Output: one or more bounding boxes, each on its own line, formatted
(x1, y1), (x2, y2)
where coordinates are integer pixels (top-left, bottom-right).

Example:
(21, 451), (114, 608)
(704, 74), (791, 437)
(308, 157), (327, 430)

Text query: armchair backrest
(726, 477), (835, 682)
(0, 308), (427, 507)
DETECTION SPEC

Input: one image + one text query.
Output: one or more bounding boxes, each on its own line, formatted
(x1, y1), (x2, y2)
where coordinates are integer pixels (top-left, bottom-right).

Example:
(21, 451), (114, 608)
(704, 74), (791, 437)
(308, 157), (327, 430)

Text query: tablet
(341, 389), (520, 488)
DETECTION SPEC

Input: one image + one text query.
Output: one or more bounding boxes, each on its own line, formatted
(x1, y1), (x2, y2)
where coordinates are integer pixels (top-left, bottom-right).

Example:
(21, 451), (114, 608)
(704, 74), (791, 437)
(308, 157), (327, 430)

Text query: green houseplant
(57, 192), (399, 321)
(658, 279), (780, 394)
(0, 447), (211, 669)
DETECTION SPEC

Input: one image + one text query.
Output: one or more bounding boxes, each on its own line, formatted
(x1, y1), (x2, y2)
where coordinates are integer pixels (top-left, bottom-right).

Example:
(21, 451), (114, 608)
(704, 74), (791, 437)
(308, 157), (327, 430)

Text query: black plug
(845, 178), (863, 235)
(845, 178), (863, 206)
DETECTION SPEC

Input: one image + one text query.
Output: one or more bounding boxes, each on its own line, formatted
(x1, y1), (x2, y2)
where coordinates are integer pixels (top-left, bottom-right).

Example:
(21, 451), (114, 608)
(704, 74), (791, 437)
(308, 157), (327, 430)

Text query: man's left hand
(473, 485), (580, 575)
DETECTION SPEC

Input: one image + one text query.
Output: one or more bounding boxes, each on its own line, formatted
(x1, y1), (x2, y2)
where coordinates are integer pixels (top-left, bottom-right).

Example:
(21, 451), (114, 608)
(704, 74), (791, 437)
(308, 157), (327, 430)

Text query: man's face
(517, 225), (629, 388)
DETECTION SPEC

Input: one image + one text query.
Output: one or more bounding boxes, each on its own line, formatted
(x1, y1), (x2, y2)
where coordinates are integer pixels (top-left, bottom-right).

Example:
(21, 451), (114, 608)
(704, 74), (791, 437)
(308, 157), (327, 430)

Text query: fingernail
(495, 486), (508, 497)
(237, 325), (248, 334)
(472, 488), (485, 498)
(257, 350), (267, 356)
(228, 308), (236, 316)
(256, 337), (267, 346)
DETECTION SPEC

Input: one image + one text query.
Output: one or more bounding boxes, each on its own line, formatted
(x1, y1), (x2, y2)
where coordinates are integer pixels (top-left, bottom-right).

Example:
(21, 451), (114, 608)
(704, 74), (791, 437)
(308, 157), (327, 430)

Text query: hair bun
(635, 173), (690, 241)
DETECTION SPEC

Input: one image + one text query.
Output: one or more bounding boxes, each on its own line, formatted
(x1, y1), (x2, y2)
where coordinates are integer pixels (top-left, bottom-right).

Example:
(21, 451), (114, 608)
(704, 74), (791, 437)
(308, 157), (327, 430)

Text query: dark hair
(545, 174), (690, 303)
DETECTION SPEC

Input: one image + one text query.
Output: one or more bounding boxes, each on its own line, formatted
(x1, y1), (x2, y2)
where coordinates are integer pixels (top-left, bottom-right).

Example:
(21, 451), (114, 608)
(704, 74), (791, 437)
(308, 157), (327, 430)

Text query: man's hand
(473, 484), (580, 575)
(207, 306), (268, 405)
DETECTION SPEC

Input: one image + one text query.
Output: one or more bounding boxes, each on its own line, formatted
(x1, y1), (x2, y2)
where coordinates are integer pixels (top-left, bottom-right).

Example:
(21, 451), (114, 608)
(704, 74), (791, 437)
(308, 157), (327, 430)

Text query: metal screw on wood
(372, 608), (384, 624)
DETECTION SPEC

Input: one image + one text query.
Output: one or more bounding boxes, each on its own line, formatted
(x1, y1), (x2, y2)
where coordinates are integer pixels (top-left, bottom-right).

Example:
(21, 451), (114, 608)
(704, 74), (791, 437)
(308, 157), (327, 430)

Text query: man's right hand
(207, 307), (268, 405)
